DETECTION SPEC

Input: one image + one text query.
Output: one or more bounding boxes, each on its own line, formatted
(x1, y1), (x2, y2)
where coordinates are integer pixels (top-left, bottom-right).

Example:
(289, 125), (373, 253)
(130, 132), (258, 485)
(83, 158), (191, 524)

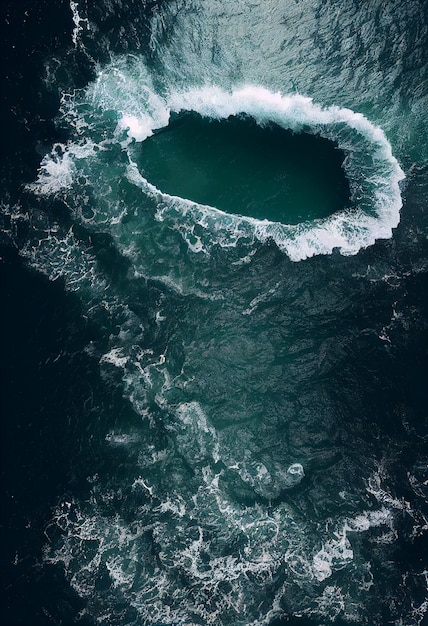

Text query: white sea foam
(174, 402), (221, 464)
(105, 431), (140, 445)
(70, 1), (89, 48)
(312, 525), (354, 582)
(27, 142), (97, 196)
(87, 62), (170, 142)
(312, 585), (346, 621)
(100, 347), (129, 368)
(43, 451), (400, 626)
(228, 457), (305, 499)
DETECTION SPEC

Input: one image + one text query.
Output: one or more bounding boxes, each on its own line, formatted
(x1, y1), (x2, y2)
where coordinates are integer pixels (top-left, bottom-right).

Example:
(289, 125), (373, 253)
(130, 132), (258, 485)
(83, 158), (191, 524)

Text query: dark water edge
(0, 245), (95, 626)
(0, 248), (148, 626)
(0, 245), (149, 626)
(0, 3), (151, 621)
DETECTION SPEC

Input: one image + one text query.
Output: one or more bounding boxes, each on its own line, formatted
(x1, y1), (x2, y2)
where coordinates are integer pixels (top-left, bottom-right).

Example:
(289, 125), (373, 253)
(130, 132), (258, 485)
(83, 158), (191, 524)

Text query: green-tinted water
(139, 112), (351, 224)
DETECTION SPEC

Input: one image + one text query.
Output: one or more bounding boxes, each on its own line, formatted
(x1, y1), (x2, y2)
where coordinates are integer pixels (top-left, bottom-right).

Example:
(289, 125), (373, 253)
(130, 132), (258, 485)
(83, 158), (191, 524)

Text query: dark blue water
(1, 1), (427, 625)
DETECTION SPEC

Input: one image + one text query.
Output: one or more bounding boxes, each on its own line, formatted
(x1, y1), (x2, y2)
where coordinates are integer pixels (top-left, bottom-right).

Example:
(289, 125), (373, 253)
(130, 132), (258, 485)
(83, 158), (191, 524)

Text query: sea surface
(1, 1), (427, 625)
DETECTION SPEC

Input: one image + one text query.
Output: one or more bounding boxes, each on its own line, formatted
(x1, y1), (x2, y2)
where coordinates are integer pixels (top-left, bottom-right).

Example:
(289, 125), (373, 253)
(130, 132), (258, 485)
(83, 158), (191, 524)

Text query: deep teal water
(139, 112), (351, 224)
(1, 1), (427, 625)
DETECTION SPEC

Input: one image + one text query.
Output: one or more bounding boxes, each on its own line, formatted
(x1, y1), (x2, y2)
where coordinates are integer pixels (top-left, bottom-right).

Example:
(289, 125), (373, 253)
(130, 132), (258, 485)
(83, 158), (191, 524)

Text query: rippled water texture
(1, 1), (427, 625)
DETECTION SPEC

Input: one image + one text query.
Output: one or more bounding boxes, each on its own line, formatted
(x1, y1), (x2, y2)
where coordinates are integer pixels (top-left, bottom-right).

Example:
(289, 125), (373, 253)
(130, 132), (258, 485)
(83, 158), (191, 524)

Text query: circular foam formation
(30, 64), (405, 262)
(122, 85), (405, 260)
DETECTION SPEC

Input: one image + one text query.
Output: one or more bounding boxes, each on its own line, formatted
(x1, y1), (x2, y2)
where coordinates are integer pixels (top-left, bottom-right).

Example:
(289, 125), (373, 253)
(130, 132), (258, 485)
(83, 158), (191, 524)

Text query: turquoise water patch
(138, 112), (351, 225)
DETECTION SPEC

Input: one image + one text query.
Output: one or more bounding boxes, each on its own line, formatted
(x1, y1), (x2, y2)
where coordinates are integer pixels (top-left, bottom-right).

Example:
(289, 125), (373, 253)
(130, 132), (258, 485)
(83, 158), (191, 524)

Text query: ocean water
(1, 1), (427, 625)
